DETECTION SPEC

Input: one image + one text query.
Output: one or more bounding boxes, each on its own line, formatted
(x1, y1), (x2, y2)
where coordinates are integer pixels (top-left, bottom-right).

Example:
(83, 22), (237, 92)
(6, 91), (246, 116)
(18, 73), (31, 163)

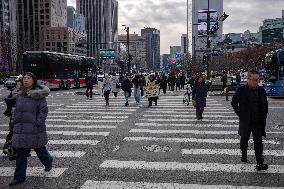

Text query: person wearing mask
(231, 70), (269, 171)
(9, 72), (52, 186)
(121, 75), (132, 106)
(192, 76), (207, 120)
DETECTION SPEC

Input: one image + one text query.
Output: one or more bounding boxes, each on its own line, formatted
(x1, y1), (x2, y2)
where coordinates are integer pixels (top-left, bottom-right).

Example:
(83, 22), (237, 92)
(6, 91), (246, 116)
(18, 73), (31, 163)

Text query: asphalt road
(0, 86), (283, 189)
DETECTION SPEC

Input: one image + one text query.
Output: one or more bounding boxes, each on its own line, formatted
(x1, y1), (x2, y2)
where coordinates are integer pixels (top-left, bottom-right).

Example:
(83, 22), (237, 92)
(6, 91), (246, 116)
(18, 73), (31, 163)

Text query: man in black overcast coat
(231, 70), (268, 171)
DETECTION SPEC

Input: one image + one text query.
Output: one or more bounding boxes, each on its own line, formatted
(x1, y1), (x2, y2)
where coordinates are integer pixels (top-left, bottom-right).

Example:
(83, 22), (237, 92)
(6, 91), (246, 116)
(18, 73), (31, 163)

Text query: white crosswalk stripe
(89, 95), (284, 189)
(0, 95), (141, 181)
(80, 180), (284, 189)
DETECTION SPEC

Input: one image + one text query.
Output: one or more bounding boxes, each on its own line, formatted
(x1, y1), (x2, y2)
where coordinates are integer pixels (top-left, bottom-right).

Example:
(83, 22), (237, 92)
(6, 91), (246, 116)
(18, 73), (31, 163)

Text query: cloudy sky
(67, 0), (284, 54)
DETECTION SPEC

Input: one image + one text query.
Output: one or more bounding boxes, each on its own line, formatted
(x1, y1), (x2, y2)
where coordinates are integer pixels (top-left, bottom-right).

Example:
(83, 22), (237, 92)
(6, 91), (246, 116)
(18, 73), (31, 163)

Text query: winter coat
(121, 78), (131, 93)
(192, 82), (207, 108)
(111, 76), (120, 93)
(12, 85), (50, 149)
(103, 78), (112, 92)
(132, 75), (143, 88)
(86, 76), (94, 88)
(231, 85), (268, 138)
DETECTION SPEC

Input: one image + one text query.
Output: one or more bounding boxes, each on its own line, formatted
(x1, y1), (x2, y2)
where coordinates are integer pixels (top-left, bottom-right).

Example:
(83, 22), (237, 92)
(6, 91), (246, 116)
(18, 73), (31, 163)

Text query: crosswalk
(0, 90), (283, 188)
(81, 95), (284, 188)
(0, 92), (145, 185)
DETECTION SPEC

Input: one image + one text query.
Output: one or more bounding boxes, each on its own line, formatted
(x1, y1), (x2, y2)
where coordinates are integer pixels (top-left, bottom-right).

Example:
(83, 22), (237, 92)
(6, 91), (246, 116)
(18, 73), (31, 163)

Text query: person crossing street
(231, 70), (269, 171)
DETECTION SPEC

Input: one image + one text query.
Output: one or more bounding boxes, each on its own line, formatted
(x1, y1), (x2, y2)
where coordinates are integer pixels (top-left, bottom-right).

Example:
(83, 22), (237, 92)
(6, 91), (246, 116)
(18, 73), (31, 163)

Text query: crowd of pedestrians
(1, 69), (270, 186)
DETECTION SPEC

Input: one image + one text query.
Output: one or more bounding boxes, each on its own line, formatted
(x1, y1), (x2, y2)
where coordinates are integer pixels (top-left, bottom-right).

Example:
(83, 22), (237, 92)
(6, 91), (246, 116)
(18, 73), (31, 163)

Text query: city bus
(263, 49), (284, 97)
(23, 51), (97, 90)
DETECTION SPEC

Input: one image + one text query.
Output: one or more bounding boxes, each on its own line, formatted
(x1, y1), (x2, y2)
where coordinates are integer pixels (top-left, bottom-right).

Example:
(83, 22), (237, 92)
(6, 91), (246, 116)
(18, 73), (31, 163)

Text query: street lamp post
(206, 0), (211, 80)
(122, 25), (130, 73)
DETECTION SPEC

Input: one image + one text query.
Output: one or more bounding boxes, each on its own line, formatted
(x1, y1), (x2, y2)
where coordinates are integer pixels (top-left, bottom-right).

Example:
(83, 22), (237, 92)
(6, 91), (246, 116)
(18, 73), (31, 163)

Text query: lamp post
(122, 25), (130, 73)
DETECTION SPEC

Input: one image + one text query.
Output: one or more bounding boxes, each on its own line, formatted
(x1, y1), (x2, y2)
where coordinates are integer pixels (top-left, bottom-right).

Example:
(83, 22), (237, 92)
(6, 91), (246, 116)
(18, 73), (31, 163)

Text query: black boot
(9, 180), (25, 186)
(125, 101), (129, 107)
(256, 164), (268, 171)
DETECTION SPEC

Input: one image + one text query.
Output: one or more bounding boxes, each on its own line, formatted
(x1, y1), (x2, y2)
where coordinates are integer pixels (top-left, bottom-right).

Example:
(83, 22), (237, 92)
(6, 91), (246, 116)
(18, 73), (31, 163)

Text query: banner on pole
(144, 85), (160, 98)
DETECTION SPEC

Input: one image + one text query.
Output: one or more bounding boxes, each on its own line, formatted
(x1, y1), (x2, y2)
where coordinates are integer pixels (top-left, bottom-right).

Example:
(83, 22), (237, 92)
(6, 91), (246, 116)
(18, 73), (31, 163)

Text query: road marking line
(142, 115), (238, 118)
(0, 151), (86, 158)
(129, 129), (236, 135)
(123, 137), (280, 145)
(139, 119), (239, 123)
(0, 167), (67, 177)
(80, 180), (284, 189)
(149, 108), (230, 110)
(100, 160), (284, 174)
(47, 131), (110, 136)
(134, 123), (239, 128)
(46, 119), (124, 123)
(0, 125), (117, 129)
(181, 149), (284, 157)
(49, 111), (133, 115)
(66, 105), (139, 109)
(145, 111), (234, 114)
(57, 108), (137, 112)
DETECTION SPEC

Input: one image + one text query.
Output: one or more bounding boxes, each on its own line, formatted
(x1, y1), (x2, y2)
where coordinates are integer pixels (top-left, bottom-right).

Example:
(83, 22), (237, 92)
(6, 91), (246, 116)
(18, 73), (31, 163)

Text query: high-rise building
(259, 15), (284, 44)
(76, 0), (118, 57)
(191, 0), (223, 61)
(0, 0), (17, 72)
(141, 27), (160, 71)
(170, 46), (182, 59)
(67, 6), (86, 33)
(17, 0), (67, 52)
(118, 34), (147, 71)
(181, 34), (188, 55)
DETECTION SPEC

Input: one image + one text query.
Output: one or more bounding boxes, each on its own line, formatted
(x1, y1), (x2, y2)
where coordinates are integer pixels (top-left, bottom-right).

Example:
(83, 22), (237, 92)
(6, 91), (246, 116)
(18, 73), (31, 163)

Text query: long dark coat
(12, 87), (49, 149)
(192, 82), (207, 108)
(231, 85), (268, 137)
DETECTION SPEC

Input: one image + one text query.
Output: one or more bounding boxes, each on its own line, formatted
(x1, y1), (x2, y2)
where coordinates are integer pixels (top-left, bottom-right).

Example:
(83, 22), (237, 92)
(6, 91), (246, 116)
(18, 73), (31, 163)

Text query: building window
(40, 9), (44, 13)
(64, 34), (67, 39)
(40, 15), (44, 19)
(58, 35), (60, 39)
(40, 21), (44, 25)
(46, 35), (49, 39)
(46, 42), (50, 46)
(46, 21), (49, 25)
(45, 3), (49, 7)
(46, 9), (49, 13)
(52, 42), (55, 46)
(46, 15), (49, 19)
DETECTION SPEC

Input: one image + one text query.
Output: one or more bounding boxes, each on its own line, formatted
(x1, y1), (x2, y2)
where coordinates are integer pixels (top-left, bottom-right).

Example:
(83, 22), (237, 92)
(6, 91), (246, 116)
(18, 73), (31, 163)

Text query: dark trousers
(86, 86), (93, 99)
(148, 97), (158, 106)
(14, 147), (53, 181)
(104, 90), (110, 102)
(176, 83), (180, 91)
(240, 128), (264, 164)
(196, 107), (204, 119)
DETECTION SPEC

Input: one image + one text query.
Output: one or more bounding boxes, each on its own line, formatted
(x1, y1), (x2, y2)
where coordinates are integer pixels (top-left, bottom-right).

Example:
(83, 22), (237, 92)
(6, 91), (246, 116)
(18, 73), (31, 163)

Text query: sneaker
(125, 102), (129, 107)
(256, 164), (268, 171)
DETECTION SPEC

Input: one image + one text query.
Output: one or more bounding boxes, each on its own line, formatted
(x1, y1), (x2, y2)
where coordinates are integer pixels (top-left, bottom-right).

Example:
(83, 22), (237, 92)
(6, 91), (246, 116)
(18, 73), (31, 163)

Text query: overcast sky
(67, 0), (284, 54)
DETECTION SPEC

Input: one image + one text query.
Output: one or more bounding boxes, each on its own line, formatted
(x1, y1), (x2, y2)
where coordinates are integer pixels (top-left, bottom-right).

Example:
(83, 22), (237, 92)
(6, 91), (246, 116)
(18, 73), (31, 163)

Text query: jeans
(124, 91), (129, 103)
(86, 86), (93, 99)
(14, 147), (53, 181)
(134, 86), (141, 103)
(240, 127), (264, 164)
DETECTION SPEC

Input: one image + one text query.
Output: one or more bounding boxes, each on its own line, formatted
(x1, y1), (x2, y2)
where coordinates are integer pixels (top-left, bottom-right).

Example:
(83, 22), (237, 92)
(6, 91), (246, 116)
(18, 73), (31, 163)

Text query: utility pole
(126, 26), (130, 73)
(206, 0), (211, 80)
(186, 0), (189, 73)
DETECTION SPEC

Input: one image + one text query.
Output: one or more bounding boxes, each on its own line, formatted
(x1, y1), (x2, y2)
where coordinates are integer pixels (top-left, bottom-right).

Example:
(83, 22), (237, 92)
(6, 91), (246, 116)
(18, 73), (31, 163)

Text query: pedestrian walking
(111, 73), (120, 98)
(121, 75), (132, 106)
(180, 74), (186, 89)
(160, 73), (168, 94)
(132, 73), (143, 105)
(2, 78), (24, 160)
(9, 72), (52, 186)
(147, 74), (159, 107)
(176, 74), (181, 91)
(192, 76), (207, 120)
(103, 75), (112, 106)
(231, 70), (269, 171)
(224, 85), (229, 101)
(140, 74), (146, 97)
(85, 76), (94, 100)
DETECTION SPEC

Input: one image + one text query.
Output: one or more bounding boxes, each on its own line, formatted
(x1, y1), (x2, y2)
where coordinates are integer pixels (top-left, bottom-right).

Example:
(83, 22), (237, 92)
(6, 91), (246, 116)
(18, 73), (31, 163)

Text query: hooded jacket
(12, 85), (50, 149)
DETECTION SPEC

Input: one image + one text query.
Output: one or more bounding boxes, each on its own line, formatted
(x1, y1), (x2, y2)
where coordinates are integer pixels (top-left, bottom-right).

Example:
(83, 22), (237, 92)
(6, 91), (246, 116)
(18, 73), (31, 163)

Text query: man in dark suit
(231, 70), (268, 171)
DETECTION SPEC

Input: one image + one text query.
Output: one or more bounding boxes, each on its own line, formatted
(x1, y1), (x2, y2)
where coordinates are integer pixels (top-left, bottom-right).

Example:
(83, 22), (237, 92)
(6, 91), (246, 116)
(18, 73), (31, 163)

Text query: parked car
(4, 76), (18, 88)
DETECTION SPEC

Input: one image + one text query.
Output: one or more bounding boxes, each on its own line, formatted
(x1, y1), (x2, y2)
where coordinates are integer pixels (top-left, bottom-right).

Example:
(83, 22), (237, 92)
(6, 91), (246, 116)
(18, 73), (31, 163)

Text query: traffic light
(203, 55), (207, 65)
